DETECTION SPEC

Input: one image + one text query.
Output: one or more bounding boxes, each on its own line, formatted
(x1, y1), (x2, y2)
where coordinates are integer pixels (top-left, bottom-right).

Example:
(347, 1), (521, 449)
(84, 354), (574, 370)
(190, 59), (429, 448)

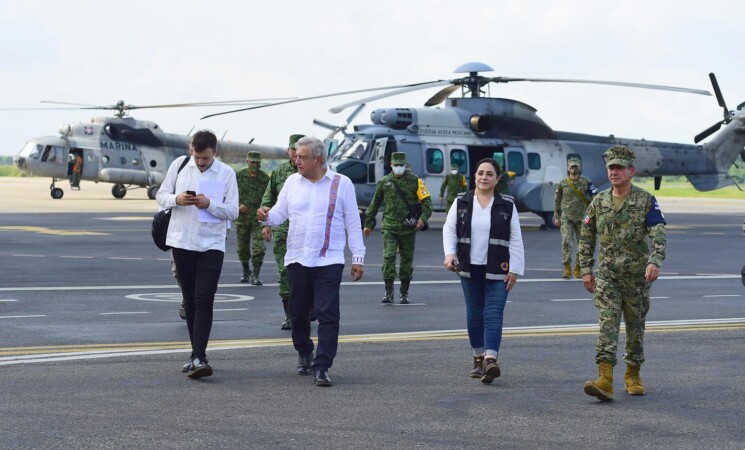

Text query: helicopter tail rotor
(694, 73), (733, 143)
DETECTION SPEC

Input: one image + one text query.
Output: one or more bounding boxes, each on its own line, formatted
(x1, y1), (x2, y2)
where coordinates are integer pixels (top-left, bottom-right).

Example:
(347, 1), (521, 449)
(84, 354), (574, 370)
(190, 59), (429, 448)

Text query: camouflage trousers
(273, 226), (290, 298)
(382, 231), (416, 281)
(594, 275), (651, 366)
(236, 220), (266, 268)
(445, 195), (458, 213)
(560, 218), (582, 264)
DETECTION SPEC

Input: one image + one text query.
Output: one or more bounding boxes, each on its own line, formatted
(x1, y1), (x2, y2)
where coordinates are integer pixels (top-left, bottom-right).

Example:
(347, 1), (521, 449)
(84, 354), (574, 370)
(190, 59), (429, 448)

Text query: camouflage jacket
(260, 161), (297, 208)
(579, 185), (667, 278)
(364, 171), (433, 235)
(235, 168), (269, 225)
(554, 175), (597, 221)
(439, 173), (467, 199)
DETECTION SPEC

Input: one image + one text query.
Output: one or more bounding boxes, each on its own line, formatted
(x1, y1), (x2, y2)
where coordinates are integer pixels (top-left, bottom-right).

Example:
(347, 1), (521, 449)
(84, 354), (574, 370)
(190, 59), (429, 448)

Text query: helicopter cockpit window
(450, 149), (467, 174)
(337, 139), (370, 161)
(25, 142), (42, 159)
(507, 152), (525, 176)
(426, 148), (444, 173)
(41, 145), (61, 163)
(528, 152), (541, 170)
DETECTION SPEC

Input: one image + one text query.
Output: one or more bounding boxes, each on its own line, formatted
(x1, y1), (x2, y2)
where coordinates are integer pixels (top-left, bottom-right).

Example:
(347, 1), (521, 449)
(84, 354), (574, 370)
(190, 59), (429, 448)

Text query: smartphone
(186, 190), (196, 196)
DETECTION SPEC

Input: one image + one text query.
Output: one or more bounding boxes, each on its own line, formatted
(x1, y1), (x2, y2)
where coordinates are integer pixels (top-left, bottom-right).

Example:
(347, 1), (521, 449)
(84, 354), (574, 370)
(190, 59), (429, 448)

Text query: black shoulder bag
(392, 178), (428, 232)
(152, 156), (191, 251)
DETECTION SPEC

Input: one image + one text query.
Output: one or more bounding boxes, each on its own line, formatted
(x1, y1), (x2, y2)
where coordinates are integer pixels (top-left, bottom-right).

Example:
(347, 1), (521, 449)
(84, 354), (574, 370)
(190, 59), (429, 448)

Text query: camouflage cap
(288, 134), (305, 148)
(567, 157), (581, 168)
(603, 146), (635, 167)
(391, 152), (407, 165)
(451, 164), (459, 170)
(246, 151), (261, 162)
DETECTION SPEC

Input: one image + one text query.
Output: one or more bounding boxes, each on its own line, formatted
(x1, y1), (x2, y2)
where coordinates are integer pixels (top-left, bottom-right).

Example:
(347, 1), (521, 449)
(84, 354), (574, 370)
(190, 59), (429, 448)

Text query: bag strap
(163, 156), (191, 212)
(566, 177), (589, 207)
(391, 178), (416, 215)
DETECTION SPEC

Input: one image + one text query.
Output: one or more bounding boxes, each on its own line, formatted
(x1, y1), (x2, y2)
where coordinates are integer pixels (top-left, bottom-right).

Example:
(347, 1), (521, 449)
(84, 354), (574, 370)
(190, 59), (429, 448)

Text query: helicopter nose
(14, 155), (26, 172)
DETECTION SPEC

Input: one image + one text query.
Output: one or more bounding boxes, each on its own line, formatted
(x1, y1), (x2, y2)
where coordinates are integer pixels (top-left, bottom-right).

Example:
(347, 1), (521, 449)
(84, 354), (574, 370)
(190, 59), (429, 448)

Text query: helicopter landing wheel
(112, 184), (127, 199)
(147, 185), (159, 200)
(50, 188), (64, 199)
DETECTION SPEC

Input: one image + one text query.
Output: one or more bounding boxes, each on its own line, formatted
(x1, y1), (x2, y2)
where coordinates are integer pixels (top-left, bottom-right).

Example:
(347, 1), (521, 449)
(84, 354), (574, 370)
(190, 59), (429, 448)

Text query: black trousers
(287, 263), (344, 371)
(172, 248), (224, 361)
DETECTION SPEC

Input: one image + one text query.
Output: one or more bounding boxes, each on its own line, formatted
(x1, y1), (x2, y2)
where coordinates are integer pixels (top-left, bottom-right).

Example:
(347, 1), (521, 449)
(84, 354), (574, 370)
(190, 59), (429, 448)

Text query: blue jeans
(460, 265), (509, 358)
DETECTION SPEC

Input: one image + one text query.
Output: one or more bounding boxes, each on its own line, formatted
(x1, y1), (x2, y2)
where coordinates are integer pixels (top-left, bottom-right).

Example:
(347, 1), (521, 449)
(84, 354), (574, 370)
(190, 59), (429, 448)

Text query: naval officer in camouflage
(261, 134), (304, 329)
(579, 146), (667, 402)
(236, 151), (270, 285)
(553, 157), (597, 278)
(439, 164), (467, 211)
(363, 152), (432, 304)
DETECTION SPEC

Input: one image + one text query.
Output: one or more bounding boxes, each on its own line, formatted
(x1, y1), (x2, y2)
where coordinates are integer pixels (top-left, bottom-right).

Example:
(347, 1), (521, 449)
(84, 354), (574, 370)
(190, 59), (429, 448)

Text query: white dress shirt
(442, 195), (525, 275)
(263, 169), (365, 267)
(156, 156), (239, 253)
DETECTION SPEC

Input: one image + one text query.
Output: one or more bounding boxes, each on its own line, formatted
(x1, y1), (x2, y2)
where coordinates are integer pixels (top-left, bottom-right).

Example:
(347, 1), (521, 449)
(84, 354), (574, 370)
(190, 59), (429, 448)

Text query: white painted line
(703, 294), (742, 298)
(11, 254), (44, 257)
(214, 308), (248, 312)
(0, 315), (46, 319)
(99, 311), (150, 315)
(550, 298), (592, 302)
(703, 232), (725, 235)
(108, 257), (143, 260)
(650, 296), (670, 299)
(0, 299), (18, 302)
(60, 256), (94, 259)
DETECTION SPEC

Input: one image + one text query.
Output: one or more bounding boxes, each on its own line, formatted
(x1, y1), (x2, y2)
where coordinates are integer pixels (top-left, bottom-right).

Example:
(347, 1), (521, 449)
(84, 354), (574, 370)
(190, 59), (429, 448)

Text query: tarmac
(1, 177), (744, 448)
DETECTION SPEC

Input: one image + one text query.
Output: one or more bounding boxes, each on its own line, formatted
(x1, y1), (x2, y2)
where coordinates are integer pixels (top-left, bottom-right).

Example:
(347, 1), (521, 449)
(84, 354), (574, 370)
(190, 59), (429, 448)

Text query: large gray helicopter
(11, 99), (289, 199)
(204, 62), (744, 227)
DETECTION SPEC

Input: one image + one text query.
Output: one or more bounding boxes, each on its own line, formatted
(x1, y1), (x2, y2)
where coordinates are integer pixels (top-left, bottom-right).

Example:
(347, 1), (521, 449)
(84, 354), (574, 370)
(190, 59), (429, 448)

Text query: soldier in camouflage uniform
(578, 146), (667, 402)
(553, 158), (598, 278)
(363, 152), (433, 304)
(439, 163), (467, 211)
(261, 134), (304, 330)
(236, 151), (270, 285)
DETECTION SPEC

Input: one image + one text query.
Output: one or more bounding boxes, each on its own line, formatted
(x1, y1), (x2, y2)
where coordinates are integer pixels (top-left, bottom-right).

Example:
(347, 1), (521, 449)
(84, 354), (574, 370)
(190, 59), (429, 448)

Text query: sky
(1, 0), (744, 157)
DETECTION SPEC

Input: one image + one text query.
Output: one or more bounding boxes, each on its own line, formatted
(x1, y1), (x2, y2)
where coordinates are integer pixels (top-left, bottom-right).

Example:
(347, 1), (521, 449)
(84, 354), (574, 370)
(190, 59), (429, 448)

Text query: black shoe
(187, 358), (213, 379)
(250, 275), (263, 286)
(181, 360), (193, 373)
(400, 296), (410, 305)
(481, 358), (501, 384)
(178, 304), (186, 320)
(313, 369), (332, 386)
(309, 308), (317, 322)
(297, 353), (313, 375)
(281, 315), (292, 330)
(381, 295), (394, 304)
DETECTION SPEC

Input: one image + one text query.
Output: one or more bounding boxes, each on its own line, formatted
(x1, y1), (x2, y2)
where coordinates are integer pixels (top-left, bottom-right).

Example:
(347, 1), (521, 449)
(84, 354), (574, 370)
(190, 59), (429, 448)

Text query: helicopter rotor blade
(493, 77), (712, 96)
(424, 85), (462, 107)
(312, 118), (339, 131)
(40, 100), (106, 108)
(328, 80), (452, 114)
(694, 121), (724, 144)
(201, 81), (445, 120)
(708, 72), (733, 123)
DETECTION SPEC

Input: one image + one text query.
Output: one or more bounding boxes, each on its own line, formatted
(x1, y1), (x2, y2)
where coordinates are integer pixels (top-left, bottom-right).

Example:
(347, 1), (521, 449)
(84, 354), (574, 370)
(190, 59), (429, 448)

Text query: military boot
(624, 364), (646, 395)
(574, 262), (582, 279)
(469, 355), (484, 378)
(280, 296), (291, 330)
(250, 264), (263, 286)
(562, 262), (571, 279)
(240, 262), (250, 283)
(400, 280), (411, 304)
(584, 361), (614, 401)
(381, 279), (394, 304)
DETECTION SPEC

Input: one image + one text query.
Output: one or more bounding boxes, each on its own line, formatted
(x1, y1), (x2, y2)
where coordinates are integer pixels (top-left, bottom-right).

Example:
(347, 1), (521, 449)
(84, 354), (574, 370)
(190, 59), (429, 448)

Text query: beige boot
(562, 263), (572, 279)
(574, 262), (581, 279)
(469, 355), (484, 378)
(584, 362), (614, 401)
(625, 364), (646, 395)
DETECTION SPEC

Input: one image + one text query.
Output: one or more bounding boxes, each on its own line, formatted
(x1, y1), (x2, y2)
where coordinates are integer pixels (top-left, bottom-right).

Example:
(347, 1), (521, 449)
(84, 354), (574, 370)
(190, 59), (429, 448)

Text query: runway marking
(108, 257), (143, 260)
(651, 296), (670, 299)
(11, 254), (45, 257)
(126, 293), (253, 303)
(0, 315), (46, 320)
(215, 308), (248, 312)
(0, 274), (738, 292)
(97, 217), (152, 221)
(1, 317), (743, 365)
(703, 294), (742, 298)
(0, 226), (109, 236)
(60, 255), (94, 259)
(550, 298), (591, 302)
(99, 311), (150, 315)
(703, 232), (725, 235)
(0, 299), (18, 302)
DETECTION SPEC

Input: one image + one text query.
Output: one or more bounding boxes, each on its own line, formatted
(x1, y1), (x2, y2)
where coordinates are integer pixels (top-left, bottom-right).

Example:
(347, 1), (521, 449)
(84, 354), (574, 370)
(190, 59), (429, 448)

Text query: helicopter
(11, 99), (289, 199)
(203, 62), (745, 228)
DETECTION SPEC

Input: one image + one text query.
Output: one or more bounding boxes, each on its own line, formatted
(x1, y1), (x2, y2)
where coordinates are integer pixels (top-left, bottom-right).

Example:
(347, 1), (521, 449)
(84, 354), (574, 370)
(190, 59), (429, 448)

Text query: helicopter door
(371, 137), (388, 183)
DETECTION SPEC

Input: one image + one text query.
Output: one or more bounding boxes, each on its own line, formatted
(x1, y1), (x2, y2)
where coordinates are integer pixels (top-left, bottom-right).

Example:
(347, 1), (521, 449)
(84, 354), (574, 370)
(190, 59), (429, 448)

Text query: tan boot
(625, 364), (646, 395)
(469, 355), (484, 378)
(584, 362), (614, 401)
(562, 263), (571, 279)
(574, 263), (581, 279)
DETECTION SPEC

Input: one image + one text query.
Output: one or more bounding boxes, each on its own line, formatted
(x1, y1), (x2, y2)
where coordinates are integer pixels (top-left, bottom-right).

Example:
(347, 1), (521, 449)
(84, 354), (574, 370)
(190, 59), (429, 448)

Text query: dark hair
(475, 158), (501, 176)
(191, 130), (218, 153)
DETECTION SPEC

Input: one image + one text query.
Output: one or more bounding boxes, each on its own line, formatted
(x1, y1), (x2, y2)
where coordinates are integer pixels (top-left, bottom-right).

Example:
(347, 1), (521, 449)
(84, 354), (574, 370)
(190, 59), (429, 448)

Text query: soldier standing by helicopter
(364, 152), (432, 304)
(262, 134), (305, 330)
(553, 158), (597, 278)
(236, 151), (269, 285)
(439, 164), (467, 211)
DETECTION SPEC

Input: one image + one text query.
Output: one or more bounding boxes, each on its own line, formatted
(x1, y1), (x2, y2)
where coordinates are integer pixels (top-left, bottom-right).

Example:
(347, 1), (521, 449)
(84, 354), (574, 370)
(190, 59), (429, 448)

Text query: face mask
(569, 167), (580, 176)
(450, 170), (458, 175)
(392, 166), (406, 176)
(249, 165), (259, 174)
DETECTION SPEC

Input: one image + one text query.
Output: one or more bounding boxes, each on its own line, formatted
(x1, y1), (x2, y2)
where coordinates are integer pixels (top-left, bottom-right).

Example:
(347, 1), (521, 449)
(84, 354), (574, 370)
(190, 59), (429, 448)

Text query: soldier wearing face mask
(236, 151), (270, 285)
(440, 164), (467, 211)
(553, 157), (598, 278)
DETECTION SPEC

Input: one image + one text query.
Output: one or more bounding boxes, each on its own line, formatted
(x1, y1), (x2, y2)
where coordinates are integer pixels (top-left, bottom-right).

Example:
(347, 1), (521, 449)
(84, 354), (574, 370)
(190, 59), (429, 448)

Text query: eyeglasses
(294, 154), (315, 161)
